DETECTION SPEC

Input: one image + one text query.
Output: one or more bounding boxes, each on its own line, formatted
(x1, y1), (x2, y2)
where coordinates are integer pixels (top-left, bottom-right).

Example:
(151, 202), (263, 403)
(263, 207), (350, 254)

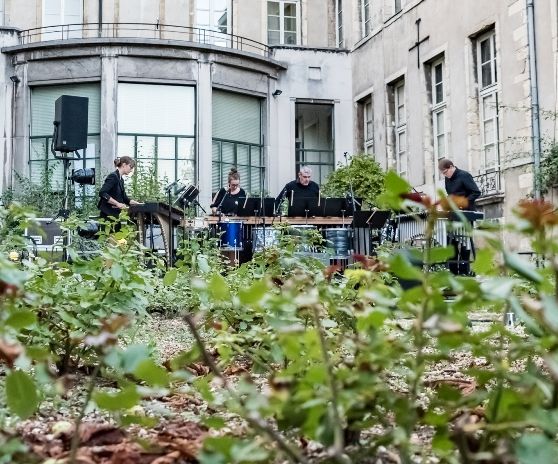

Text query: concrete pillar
(100, 48), (118, 173)
(197, 59), (212, 208)
(0, 27), (21, 193)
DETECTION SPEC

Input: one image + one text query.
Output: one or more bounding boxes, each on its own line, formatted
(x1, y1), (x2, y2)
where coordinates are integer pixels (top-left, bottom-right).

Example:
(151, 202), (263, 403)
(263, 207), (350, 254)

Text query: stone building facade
(0, 0), (555, 242)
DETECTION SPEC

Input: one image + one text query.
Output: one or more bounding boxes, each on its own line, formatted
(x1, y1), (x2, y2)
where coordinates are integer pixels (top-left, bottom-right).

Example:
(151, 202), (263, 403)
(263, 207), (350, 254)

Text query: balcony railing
(17, 22), (271, 57)
(473, 170), (501, 197)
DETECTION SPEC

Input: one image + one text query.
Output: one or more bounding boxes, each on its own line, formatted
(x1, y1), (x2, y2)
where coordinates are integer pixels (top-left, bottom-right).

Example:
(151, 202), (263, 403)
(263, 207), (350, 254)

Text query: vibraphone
(394, 211), (484, 274)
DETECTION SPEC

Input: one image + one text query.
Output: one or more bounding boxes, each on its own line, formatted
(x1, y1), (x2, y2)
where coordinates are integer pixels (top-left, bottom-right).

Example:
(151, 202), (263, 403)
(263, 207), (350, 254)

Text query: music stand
(353, 210), (391, 229)
(323, 197), (346, 217)
(236, 197), (259, 217)
(288, 196), (321, 219)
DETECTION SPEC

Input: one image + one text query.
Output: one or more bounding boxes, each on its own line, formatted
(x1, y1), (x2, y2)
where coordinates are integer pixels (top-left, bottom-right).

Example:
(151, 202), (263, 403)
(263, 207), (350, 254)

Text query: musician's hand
(129, 200), (143, 206)
(117, 202), (128, 209)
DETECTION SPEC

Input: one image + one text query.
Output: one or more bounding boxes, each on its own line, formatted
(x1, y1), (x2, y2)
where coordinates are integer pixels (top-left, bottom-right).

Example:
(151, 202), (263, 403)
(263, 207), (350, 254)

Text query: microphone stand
(164, 179), (181, 268)
(343, 152), (357, 257)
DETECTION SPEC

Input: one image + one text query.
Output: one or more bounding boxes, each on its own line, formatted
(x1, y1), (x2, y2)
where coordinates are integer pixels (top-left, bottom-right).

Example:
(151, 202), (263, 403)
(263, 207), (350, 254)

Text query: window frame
(195, 0), (231, 46)
(42, 0), (83, 39)
(359, 0), (371, 38)
(267, 0), (301, 46)
(476, 30), (500, 173)
(395, 0), (404, 14)
(394, 81), (407, 177)
(431, 58), (447, 162)
(363, 96), (374, 155)
(335, 0), (343, 48)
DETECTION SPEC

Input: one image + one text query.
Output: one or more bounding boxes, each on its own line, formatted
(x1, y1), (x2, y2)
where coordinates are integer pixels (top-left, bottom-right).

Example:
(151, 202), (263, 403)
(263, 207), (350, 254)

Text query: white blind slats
(212, 90), (261, 144)
(31, 84), (101, 136)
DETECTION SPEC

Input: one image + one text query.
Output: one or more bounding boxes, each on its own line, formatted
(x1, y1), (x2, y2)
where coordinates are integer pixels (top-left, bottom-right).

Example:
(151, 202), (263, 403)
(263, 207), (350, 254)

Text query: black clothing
(444, 168), (481, 210)
(98, 170), (130, 218)
(275, 180), (320, 211)
(211, 188), (247, 215)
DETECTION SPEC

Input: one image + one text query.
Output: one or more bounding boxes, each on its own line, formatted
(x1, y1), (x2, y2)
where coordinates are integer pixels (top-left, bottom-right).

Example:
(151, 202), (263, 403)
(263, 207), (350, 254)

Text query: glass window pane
(437, 134), (445, 157)
(480, 38), (491, 63)
(436, 111), (444, 134)
(284, 3), (296, 16)
(197, 10), (210, 25)
(136, 136), (156, 159)
(222, 142), (234, 163)
(284, 32), (297, 44)
(483, 95), (496, 118)
(268, 1), (280, 16)
(398, 131), (406, 152)
(268, 30), (280, 44)
(118, 135), (135, 157)
(268, 16), (280, 30)
(434, 63), (443, 84)
(481, 63), (492, 87)
(284, 17), (297, 32)
(178, 138), (195, 160)
(158, 137), (176, 159)
(178, 160), (195, 185)
(484, 120), (495, 143)
(435, 83), (443, 104)
(237, 144), (249, 165)
(157, 159), (175, 182)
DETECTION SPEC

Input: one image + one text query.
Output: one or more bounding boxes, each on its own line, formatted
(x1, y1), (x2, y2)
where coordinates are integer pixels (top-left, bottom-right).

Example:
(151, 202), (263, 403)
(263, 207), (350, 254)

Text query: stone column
(197, 59), (213, 208)
(0, 27), (22, 193)
(100, 48), (118, 174)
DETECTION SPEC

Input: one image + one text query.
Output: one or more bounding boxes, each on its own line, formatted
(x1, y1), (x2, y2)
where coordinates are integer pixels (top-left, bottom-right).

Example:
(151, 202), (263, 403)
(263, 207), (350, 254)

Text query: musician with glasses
(211, 167), (246, 215)
(438, 158), (481, 211)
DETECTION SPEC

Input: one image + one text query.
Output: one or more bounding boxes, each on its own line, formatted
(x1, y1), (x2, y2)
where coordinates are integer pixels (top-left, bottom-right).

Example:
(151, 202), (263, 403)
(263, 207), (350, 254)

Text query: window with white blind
(267, 1), (300, 45)
(476, 30), (499, 173)
(0, 0), (4, 26)
(394, 81), (407, 177)
(212, 90), (263, 194)
(117, 83), (196, 185)
(359, 0), (371, 38)
(335, 0), (343, 47)
(431, 59), (447, 162)
(395, 0), (404, 13)
(195, 0), (230, 47)
(42, 0), (83, 39)
(30, 83), (100, 198)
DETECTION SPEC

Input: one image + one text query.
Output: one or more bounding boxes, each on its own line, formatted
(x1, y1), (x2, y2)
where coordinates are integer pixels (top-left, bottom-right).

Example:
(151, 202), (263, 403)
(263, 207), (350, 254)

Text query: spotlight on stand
(71, 168), (96, 185)
(174, 185), (200, 208)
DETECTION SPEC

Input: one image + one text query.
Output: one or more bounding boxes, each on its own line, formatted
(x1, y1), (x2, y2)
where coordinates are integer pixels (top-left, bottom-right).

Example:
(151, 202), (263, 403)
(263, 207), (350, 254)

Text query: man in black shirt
(438, 159), (481, 211)
(275, 166), (320, 213)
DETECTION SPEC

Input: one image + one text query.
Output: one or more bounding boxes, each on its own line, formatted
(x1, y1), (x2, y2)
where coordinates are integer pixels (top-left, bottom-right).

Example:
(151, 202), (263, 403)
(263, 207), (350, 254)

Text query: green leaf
(120, 414), (158, 427)
(508, 296), (543, 336)
(425, 246), (455, 264)
(480, 277), (517, 300)
(133, 359), (169, 387)
(472, 248), (495, 275)
(238, 279), (268, 305)
(503, 251), (543, 283)
(208, 274), (230, 301)
(5, 310), (37, 329)
(390, 253), (423, 281)
(118, 344), (151, 373)
(541, 295), (558, 332)
(202, 416), (227, 429)
(6, 370), (39, 419)
(94, 386), (140, 411)
(516, 433), (558, 464)
(43, 269), (58, 286)
(163, 268), (178, 286)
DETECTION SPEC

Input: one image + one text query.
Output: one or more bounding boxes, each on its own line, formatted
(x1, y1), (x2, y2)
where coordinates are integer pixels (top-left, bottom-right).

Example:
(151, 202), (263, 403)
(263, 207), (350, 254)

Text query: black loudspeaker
(53, 95), (89, 152)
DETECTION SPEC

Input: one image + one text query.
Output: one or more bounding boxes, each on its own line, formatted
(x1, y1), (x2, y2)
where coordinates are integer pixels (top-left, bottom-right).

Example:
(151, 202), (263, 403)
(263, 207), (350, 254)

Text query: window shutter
(31, 83), (101, 137)
(212, 90), (261, 144)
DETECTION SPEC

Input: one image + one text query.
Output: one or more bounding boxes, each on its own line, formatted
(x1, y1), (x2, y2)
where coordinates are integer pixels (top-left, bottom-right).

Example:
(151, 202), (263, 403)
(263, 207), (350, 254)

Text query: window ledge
(476, 193), (505, 206)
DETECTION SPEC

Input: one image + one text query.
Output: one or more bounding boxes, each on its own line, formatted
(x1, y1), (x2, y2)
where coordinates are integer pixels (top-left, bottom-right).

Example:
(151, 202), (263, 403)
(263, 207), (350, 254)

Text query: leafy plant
(539, 142), (558, 194)
(127, 161), (169, 202)
(321, 153), (386, 208)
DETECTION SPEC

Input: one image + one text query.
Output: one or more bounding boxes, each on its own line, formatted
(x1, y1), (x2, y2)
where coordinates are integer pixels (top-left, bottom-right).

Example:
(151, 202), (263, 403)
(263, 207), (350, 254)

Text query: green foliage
(539, 143), (558, 194)
(321, 153), (386, 207)
(5, 371), (39, 419)
(127, 161), (169, 202)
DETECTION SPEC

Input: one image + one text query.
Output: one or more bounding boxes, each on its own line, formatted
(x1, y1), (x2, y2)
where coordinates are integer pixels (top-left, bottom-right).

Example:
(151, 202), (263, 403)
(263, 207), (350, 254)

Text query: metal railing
(17, 22), (271, 57)
(473, 170), (501, 197)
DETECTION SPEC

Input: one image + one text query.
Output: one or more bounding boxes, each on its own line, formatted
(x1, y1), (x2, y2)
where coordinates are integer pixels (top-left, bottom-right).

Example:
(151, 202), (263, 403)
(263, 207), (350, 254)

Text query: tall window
(42, 0), (82, 39)
(212, 91), (263, 195)
(431, 59), (447, 161)
(0, 0), (4, 26)
(117, 84), (196, 185)
(395, 0), (404, 13)
(359, 0), (371, 38)
(268, 1), (300, 45)
(30, 84), (100, 201)
(364, 97), (374, 155)
(477, 30), (499, 172)
(195, 0), (230, 47)
(335, 0), (343, 47)
(394, 82), (407, 177)
(295, 103), (334, 185)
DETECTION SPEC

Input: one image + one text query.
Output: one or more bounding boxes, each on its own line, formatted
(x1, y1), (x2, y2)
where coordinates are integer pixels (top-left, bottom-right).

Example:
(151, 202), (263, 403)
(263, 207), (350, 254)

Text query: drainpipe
(98, 0), (103, 37)
(527, 0), (542, 198)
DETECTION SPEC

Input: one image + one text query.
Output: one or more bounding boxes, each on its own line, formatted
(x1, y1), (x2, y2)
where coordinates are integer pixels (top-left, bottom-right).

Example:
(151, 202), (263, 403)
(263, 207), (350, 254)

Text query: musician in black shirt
(438, 159), (481, 211)
(211, 167), (247, 215)
(98, 156), (141, 219)
(275, 165), (320, 212)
